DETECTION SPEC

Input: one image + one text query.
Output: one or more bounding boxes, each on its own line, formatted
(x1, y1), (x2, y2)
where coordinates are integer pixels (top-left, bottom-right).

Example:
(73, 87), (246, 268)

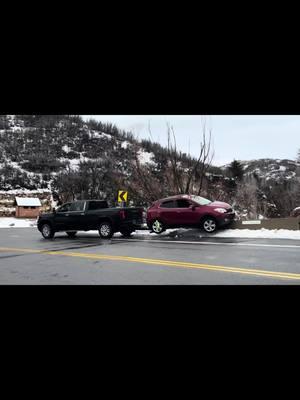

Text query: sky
(81, 115), (300, 166)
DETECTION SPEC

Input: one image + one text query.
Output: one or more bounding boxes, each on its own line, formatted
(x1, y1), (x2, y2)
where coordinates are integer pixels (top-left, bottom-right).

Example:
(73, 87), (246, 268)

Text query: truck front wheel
(99, 222), (114, 239)
(41, 223), (55, 239)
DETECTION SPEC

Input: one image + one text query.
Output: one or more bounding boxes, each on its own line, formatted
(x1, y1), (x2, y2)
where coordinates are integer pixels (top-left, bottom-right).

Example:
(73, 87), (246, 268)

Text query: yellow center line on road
(0, 246), (300, 281)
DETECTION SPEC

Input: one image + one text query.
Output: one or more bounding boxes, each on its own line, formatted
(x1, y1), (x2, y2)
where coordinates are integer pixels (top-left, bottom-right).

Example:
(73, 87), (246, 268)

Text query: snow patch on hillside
(138, 150), (155, 165)
(121, 141), (131, 149)
(101, 132), (112, 140)
(62, 145), (71, 153)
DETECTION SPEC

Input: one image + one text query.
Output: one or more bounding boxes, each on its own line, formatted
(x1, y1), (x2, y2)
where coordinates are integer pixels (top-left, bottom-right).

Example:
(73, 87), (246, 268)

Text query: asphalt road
(0, 228), (300, 284)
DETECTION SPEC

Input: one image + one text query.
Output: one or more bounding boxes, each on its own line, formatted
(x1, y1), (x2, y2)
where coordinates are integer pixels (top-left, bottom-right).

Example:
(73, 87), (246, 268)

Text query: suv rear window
(160, 200), (176, 208)
(176, 199), (191, 208)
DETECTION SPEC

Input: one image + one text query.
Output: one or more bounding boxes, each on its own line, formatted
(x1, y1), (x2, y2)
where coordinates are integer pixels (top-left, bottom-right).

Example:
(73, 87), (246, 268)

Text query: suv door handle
(80, 213), (84, 216)
(65, 214), (69, 216)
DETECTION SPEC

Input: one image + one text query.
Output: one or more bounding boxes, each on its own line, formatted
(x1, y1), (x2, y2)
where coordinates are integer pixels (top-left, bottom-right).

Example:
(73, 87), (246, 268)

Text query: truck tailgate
(123, 207), (144, 224)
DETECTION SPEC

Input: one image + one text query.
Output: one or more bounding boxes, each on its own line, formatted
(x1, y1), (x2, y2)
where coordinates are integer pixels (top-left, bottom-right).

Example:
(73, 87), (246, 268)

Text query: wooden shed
(15, 197), (42, 218)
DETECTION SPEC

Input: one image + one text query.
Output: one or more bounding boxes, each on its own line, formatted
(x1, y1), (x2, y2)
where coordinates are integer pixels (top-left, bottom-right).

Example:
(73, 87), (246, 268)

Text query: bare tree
(166, 119), (214, 195)
(130, 141), (165, 203)
(233, 180), (259, 219)
(130, 118), (214, 204)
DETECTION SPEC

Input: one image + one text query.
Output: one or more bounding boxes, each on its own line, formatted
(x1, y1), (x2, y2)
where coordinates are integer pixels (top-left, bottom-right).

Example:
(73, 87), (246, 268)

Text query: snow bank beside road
(213, 228), (300, 240)
(131, 228), (300, 240)
(0, 218), (37, 228)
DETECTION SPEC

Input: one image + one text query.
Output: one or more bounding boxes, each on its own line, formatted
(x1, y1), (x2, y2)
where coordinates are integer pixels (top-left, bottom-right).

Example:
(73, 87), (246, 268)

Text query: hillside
(222, 158), (300, 182)
(0, 114), (205, 209)
(0, 115), (299, 218)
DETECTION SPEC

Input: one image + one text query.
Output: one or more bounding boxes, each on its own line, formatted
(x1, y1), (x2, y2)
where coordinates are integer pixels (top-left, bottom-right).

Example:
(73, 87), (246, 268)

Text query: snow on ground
(213, 228), (300, 240)
(0, 218), (37, 228)
(0, 189), (51, 195)
(89, 228), (300, 240)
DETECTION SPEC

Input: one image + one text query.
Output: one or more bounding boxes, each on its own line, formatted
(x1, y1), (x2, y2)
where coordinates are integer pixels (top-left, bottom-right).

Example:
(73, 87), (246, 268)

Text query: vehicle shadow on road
(38, 234), (111, 251)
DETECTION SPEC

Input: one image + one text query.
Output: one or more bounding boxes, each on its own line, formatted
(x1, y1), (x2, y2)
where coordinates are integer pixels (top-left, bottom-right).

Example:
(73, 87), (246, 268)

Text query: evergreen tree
(228, 159), (244, 181)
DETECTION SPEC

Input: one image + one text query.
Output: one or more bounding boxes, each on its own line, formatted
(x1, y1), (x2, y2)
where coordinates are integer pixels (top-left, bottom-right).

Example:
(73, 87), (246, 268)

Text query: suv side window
(176, 199), (191, 208)
(58, 203), (71, 212)
(70, 201), (85, 212)
(160, 200), (176, 208)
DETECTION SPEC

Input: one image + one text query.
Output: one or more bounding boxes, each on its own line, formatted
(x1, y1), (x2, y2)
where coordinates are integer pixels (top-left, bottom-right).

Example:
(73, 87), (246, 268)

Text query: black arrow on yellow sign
(118, 191), (128, 202)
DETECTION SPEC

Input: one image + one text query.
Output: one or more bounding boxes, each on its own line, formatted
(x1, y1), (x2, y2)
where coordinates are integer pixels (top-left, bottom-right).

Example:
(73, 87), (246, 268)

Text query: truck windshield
(191, 196), (212, 205)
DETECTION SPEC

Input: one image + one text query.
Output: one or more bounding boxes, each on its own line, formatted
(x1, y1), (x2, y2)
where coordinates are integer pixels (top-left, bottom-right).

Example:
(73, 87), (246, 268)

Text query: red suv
(146, 194), (235, 234)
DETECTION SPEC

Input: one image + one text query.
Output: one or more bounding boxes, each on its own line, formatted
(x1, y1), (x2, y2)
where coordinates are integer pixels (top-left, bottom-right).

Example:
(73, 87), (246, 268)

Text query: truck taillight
(119, 210), (126, 219)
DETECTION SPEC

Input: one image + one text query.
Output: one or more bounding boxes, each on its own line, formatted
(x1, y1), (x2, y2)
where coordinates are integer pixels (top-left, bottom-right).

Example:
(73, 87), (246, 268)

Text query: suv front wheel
(202, 217), (217, 233)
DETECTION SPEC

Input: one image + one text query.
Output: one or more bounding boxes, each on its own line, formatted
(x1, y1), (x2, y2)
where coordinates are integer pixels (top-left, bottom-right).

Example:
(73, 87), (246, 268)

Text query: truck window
(88, 201), (108, 210)
(70, 201), (85, 212)
(58, 203), (71, 212)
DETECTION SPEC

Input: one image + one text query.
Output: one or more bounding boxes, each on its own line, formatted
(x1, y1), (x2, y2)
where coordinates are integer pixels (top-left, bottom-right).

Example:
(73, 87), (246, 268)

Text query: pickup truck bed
(37, 199), (144, 239)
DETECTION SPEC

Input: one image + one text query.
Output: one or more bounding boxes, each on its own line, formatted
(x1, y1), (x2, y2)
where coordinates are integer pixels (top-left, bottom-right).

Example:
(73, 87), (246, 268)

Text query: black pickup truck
(37, 200), (144, 239)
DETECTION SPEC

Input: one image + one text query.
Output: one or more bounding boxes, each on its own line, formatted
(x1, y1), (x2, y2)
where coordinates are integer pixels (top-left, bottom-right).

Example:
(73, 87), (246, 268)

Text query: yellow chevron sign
(118, 190), (128, 202)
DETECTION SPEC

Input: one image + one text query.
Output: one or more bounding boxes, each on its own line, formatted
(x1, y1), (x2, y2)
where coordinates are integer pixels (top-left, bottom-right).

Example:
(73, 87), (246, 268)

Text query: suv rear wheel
(151, 219), (165, 234)
(41, 223), (55, 239)
(202, 217), (217, 233)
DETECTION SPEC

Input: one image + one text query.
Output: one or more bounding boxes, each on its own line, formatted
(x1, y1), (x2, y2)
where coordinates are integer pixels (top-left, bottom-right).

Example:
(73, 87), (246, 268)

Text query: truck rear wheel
(99, 221), (114, 239)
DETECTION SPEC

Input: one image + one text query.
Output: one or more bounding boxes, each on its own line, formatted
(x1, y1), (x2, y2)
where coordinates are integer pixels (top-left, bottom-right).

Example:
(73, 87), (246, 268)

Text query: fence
(231, 217), (300, 231)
